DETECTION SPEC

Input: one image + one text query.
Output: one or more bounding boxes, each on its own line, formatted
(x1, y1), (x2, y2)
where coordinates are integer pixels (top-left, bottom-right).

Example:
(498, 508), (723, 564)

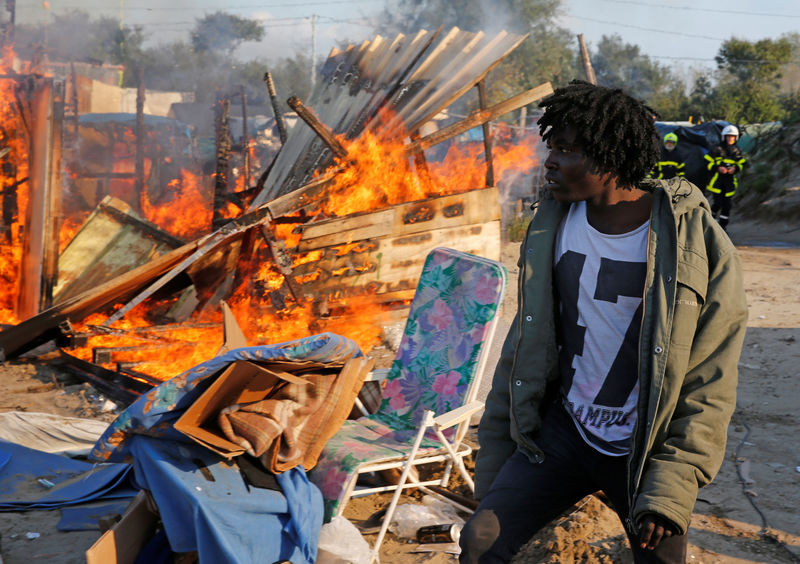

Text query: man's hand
(637, 513), (677, 550)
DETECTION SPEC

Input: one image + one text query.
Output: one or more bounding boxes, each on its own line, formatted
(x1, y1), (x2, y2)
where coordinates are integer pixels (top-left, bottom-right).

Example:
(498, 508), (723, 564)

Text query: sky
(15, 0), (800, 74)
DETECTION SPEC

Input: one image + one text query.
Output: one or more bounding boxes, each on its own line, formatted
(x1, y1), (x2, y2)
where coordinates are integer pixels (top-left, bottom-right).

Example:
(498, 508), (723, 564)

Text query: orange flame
(17, 88), (539, 381)
(0, 45), (30, 324)
(141, 168), (212, 240)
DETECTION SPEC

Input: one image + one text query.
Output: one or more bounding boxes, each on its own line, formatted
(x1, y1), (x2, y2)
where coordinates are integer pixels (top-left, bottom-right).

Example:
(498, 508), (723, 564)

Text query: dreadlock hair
(537, 80), (661, 188)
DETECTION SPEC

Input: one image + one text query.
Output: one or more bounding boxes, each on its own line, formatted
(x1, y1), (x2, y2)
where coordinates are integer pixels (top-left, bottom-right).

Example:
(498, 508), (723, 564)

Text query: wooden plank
(297, 208), (395, 247)
(298, 187), (500, 251)
(292, 220), (501, 300)
(404, 82), (553, 154)
(264, 166), (344, 219)
(287, 96), (348, 159)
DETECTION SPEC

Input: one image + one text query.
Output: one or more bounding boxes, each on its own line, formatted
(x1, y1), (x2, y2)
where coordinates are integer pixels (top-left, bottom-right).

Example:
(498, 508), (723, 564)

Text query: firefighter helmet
(721, 124), (739, 139)
(663, 132), (678, 145)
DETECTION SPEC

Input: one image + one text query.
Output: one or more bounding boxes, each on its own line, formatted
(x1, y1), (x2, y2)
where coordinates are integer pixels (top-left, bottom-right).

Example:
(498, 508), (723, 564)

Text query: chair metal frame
(325, 248), (507, 562)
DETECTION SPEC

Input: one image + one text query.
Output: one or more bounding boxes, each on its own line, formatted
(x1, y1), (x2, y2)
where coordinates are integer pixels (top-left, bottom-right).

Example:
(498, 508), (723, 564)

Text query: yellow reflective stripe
(707, 173), (720, 192)
(724, 190), (735, 197)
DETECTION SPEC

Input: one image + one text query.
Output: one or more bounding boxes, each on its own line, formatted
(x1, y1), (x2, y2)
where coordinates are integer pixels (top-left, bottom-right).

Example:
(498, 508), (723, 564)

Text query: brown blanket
(217, 357), (372, 472)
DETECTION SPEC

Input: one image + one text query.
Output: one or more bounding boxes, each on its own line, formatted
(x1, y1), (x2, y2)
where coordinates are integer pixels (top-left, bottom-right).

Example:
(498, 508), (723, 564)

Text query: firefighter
(704, 124), (746, 230)
(650, 132), (685, 179)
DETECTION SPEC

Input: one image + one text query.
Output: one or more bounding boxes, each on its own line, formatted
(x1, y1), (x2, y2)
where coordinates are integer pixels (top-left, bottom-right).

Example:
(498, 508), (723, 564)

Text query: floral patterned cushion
(308, 248), (507, 520)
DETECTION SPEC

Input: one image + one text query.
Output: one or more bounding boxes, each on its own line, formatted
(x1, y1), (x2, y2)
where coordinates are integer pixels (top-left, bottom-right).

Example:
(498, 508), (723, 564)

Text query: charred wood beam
(75, 172), (136, 179)
(263, 72), (287, 145)
(69, 61), (79, 138)
(240, 84), (250, 189)
(213, 95), (232, 230)
(259, 222), (301, 303)
(404, 82), (553, 155)
(476, 80), (495, 188)
(287, 96), (348, 160)
(83, 321), (220, 337)
(135, 67), (145, 198)
(59, 350), (149, 407)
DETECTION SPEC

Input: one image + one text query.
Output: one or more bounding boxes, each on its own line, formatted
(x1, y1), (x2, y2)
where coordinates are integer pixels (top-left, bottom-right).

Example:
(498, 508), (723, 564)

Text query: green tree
(15, 10), (145, 70)
(715, 37), (792, 85)
(591, 34), (679, 105)
(190, 12), (264, 55)
(714, 37), (793, 123)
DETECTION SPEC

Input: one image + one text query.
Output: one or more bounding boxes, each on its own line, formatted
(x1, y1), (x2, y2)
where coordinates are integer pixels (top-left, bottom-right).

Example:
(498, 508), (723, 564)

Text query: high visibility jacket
(704, 143), (746, 197)
(651, 147), (686, 179)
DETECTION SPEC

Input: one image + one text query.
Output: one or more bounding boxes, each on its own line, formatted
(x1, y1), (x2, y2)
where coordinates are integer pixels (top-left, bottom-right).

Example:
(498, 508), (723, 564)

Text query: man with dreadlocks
(460, 81), (747, 563)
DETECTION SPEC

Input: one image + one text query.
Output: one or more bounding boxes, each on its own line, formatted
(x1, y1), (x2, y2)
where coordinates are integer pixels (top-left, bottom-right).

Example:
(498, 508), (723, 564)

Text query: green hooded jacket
(475, 177), (748, 534)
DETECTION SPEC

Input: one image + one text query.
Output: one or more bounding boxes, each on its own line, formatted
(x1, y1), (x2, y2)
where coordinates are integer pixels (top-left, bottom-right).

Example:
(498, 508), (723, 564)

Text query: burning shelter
(0, 26), (551, 394)
(0, 23), (554, 563)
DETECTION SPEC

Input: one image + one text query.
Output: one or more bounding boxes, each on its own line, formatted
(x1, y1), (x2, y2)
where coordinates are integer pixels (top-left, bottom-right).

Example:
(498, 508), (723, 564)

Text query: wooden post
(477, 80), (495, 187)
(240, 85), (250, 189)
(577, 34), (597, 85)
(287, 96), (348, 160)
(18, 78), (53, 318)
(213, 95), (231, 229)
(135, 67), (145, 199)
(263, 72), (287, 145)
(69, 61), (80, 141)
(404, 82), (553, 155)
(41, 79), (64, 310)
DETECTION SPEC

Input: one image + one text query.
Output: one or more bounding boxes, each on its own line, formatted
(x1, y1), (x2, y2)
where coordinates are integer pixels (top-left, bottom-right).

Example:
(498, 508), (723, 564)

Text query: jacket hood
(640, 177), (710, 218)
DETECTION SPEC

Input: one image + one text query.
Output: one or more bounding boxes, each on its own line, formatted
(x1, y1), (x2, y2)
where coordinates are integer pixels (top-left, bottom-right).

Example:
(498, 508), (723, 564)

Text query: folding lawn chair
(308, 247), (507, 561)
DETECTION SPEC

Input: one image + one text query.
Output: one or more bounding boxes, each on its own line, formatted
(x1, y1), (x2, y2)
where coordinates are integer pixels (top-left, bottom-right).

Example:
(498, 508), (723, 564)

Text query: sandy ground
(1, 218), (799, 563)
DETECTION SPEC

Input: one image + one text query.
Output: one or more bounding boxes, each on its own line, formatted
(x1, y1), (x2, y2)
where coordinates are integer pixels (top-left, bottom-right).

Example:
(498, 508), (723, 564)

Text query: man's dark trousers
(459, 401), (688, 563)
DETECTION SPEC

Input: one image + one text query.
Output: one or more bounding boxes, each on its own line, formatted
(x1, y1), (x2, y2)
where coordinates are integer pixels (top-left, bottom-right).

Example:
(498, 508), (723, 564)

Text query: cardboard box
(173, 359), (324, 459)
(85, 490), (159, 564)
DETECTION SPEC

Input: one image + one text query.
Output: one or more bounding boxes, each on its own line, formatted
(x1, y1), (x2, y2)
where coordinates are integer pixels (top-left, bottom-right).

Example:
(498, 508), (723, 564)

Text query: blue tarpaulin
(127, 435), (322, 564)
(57, 499), (134, 531)
(0, 439), (136, 510)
